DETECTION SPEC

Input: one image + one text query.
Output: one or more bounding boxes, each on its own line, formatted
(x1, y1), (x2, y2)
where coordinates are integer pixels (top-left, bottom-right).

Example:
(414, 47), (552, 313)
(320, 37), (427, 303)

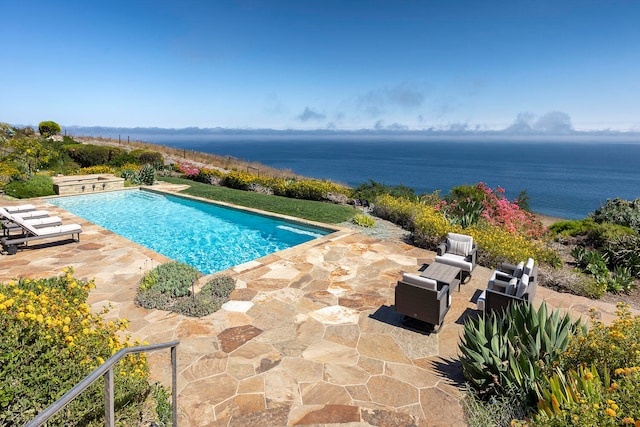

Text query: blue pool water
(48, 190), (331, 274)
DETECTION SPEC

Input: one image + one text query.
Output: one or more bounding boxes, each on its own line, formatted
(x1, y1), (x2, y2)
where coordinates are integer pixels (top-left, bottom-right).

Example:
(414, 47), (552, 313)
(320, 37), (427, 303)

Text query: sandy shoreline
(535, 213), (566, 227)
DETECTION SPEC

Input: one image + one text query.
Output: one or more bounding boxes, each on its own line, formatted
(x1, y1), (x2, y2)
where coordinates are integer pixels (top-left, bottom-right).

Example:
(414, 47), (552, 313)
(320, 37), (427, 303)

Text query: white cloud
(297, 107), (326, 122)
(356, 82), (427, 117)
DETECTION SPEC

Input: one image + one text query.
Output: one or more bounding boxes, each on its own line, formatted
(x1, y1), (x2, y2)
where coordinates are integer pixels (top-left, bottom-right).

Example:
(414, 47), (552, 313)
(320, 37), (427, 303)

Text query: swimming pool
(48, 190), (332, 274)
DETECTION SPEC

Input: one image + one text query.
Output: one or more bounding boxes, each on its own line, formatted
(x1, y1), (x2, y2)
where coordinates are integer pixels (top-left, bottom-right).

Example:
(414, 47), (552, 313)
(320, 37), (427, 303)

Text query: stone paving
(0, 189), (632, 426)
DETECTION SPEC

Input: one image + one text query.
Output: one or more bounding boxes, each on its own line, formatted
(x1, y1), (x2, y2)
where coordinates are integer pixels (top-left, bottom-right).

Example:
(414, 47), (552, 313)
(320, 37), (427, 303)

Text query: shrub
(538, 265), (606, 299)
(591, 197), (640, 234)
(221, 170), (257, 190)
(531, 365), (640, 426)
(74, 165), (115, 175)
(374, 193), (560, 267)
(467, 222), (560, 268)
(194, 168), (224, 185)
(136, 270), (235, 317)
(571, 247), (637, 294)
(459, 302), (585, 406)
(0, 269), (152, 425)
(602, 234), (640, 278)
(0, 122), (16, 141)
(352, 213), (376, 228)
(548, 218), (595, 237)
(38, 120), (61, 137)
(129, 149), (164, 165)
(62, 135), (80, 145)
(560, 303), (640, 375)
(139, 262), (200, 298)
(0, 162), (21, 190)
(438, 183), (545, 238)
(200, 275), (236, 299)
(3, 174), (55, 198)
(63, 144), (126, 167)
(351, 179), (416, 203)
(373, 193), (424, 231)
(463, 385), (529, 427)
(173, 161), (200, 178)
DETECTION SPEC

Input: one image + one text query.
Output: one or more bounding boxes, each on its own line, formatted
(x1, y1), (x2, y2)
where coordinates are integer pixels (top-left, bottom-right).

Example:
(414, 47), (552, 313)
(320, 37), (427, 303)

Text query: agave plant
(137, 163), (156, 185)
(459, 302), (586, 405)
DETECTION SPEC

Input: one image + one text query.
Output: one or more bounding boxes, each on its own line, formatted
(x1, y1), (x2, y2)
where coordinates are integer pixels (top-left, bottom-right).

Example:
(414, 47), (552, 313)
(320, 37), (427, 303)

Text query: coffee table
(420, 262), (462, 292)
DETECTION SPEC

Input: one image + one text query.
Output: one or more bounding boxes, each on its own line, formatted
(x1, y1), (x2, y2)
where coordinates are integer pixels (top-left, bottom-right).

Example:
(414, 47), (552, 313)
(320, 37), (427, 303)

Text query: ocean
(143, 136), (640, 220)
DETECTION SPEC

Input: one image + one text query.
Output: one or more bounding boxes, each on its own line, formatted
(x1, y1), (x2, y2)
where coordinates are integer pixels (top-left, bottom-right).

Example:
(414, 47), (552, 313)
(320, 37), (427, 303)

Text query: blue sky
(2, 0), (639, 132)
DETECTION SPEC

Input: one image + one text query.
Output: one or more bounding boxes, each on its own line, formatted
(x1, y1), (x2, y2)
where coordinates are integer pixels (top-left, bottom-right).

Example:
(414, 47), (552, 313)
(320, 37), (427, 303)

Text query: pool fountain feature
(52, 174), (125, 196)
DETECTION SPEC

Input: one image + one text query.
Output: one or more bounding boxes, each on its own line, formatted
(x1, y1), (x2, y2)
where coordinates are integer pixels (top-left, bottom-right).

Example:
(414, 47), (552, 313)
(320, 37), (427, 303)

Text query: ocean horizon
(138, 136), (640, 220)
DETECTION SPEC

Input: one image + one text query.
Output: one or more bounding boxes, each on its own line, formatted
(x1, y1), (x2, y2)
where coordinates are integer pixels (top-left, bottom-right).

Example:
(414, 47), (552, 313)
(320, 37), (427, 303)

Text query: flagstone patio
(0, 191), (631, 426)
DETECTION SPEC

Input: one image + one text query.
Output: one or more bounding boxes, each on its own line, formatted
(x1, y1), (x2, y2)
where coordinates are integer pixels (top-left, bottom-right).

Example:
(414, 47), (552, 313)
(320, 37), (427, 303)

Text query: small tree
(38, 120), (61, 137)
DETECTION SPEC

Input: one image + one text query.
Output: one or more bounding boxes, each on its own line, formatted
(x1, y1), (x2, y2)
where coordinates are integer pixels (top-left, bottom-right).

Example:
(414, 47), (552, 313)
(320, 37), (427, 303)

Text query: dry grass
(75, 136), (306, 180)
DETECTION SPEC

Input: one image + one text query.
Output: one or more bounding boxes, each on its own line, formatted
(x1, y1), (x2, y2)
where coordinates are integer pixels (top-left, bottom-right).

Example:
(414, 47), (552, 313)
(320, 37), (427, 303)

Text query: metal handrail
(26, 340), (180, 427)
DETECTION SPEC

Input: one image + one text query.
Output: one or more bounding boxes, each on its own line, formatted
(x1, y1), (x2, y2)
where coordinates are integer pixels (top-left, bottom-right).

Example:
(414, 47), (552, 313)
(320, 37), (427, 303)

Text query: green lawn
(158, 176), (356, 224)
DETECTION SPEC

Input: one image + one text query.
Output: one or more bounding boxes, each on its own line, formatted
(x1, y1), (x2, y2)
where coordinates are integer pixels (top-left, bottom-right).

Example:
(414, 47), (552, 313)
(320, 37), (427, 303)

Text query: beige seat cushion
(401, 273), (438, 291)
(447, 233), (473, 256)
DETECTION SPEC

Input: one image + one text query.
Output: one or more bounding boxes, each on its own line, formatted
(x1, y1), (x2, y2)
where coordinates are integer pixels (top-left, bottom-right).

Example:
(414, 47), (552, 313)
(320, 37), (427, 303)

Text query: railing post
(172, 344), (178, 426)
(104, 367), (115, 427)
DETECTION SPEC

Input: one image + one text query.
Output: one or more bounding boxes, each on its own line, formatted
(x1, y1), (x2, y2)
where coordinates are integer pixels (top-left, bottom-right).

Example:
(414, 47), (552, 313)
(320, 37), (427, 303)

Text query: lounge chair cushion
(13, 216), (81, 236)
(505, 278), (518, 295)
(523, 258), (535, 276)
(435, 253), (473, 272)
(447, 233), (473, 256)
(11, 210), (50, 219)
(477, 289), (486, 311)
(3, 204), (36, 213)
(513, 261), (525, 278)
(401, 273), (437, 290)
(516, 274), (529, 298)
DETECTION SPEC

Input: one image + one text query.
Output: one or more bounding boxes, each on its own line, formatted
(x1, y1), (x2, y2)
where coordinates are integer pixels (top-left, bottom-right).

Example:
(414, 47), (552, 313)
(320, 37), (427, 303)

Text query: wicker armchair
(395, 273), (451, 333)
(435, 233), (477, 282)
(477, 258), (537, 313)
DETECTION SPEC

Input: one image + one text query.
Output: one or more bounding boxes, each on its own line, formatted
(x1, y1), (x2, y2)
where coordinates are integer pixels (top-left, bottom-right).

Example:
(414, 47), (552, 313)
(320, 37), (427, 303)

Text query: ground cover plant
(0, 268), (167, 426)
(158, 176), (355, 224)
(135, 261), (236, 317)
(352, 212), (376, 227)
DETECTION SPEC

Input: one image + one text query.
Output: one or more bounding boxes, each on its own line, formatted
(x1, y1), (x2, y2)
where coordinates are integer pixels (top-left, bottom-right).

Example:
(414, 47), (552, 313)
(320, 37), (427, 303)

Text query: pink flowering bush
(173, 161), (200, 178)
(438, 183), (546, 239)
(476, 183), (546, 239)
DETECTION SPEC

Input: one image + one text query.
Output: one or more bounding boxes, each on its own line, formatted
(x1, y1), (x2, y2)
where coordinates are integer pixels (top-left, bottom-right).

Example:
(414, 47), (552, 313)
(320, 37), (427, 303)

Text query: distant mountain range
(61, 125), (640, 143)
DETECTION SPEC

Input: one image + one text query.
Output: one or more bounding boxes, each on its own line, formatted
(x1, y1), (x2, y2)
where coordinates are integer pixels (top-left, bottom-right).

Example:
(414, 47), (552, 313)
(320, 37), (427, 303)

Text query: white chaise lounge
(1, 215), (82, 255)
(1, 203), (37, 213)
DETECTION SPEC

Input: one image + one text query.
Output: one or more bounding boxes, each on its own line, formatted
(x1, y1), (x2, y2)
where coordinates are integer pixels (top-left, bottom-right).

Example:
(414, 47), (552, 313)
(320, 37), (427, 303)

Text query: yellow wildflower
(605, 408), (616, 417)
